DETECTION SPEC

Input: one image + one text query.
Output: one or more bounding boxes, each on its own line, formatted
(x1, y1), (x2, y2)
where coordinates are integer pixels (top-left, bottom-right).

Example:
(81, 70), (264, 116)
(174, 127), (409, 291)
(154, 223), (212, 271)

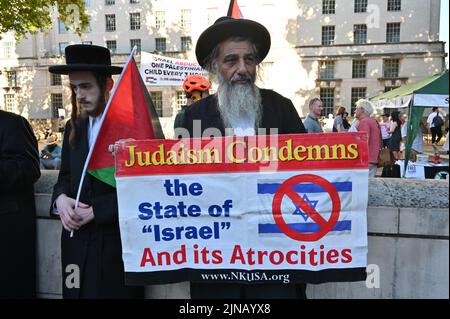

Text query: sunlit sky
(440, 0), (449, 65)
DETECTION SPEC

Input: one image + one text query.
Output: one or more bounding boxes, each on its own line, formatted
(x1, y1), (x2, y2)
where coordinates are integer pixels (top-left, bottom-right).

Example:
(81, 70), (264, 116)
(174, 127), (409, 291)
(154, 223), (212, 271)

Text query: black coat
(180, 89), (307, 298)
(51, 117), (143, 299)
(0, 110), (40, 298)
(181, 89), (306, 136)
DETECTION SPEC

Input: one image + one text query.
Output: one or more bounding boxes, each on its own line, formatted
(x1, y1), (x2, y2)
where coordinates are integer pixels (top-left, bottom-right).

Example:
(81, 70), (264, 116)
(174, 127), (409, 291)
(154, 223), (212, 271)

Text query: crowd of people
(304, 103), (449, 168)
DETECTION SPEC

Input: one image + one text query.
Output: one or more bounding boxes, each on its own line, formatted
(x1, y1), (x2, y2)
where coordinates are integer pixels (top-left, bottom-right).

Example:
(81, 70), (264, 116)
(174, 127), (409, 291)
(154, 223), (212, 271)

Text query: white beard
(216, 72), (262, 135)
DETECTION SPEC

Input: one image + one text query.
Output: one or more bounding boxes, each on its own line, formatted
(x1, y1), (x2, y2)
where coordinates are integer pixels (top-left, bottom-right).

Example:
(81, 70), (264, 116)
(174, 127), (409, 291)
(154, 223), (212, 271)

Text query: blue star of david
(292, 194), (319, 221)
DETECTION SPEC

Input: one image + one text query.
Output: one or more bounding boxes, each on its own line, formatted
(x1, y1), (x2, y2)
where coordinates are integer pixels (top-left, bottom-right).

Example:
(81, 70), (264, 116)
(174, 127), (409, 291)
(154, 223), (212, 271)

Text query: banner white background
(140, 52), (209, 86)
(117, 169), (368, 273)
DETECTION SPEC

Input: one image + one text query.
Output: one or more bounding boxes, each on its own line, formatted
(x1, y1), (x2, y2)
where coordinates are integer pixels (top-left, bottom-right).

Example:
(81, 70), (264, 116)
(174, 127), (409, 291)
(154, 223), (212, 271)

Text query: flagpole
(70, 46), (138, 238)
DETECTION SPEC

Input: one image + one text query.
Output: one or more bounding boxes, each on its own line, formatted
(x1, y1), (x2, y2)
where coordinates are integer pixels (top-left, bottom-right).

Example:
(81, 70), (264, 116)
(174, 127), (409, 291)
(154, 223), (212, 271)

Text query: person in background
(342, 112), (351, 131)
(174, 74), (211, 130)
(388, 111), (403, 160)
(401, 119), (426, 162)
(40, 134), (62, 170)
(427, 107), (445, 147)
(49, 44), (144, 299)
(333, 106), (346, 132)
(379, 113), (391, 148)
(304, 98), (324, 133)
(180, 16), (306, 299)
(0, 110), (41, 298)
(354, 99), (382, 177)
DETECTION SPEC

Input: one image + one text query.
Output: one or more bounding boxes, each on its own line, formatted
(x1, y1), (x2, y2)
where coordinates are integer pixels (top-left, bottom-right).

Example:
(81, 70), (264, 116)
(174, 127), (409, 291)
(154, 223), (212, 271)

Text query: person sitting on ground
(40, 135), (62, 170)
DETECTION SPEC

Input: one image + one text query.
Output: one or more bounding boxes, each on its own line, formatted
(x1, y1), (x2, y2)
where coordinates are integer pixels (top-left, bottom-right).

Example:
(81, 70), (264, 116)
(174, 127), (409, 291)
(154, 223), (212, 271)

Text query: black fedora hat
(195, 17), (271, 68)
(49, 44), (123, 75)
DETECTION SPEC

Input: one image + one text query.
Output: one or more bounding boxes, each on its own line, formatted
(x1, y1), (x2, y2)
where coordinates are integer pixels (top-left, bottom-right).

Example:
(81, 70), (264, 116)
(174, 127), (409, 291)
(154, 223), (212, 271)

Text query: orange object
(182, 74), (211, 94)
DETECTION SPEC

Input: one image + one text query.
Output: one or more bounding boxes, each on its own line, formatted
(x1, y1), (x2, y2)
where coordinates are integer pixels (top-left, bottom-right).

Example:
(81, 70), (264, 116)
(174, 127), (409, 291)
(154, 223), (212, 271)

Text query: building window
(150, 91), (163, 117)
(180, 9), (191, 29)
(2, 41), (14, 58)
(354, 0), (368, 13)
(207, 7), (218, 25)
(351, 88), (367, 115)
(322, 0), (335, 14)
(386, 23), (401, 43)
(130, 12), (141, 30)
(321, 26), (335, 46)
(4, 94), (16, 113)
(130, 39), (141, 52)
(155, 38), (166, 52)
(59, 42), (69, 55)
(105, 0), (115, 5)
(7, 71), (17, 87)
(176, 91), (187, 114)
(352, 60), (367, 78)
(51, 73), (62, 86)
(130, 0), (139, 3)
(384, 86), (400, 92)
(105, 14), (116, 31)
(388, 0), (401, 11)
(106, 40), (117, 53)
(58, 20), (68, 34)
(155, 11), (165, 29)
(318, 61), (335, 79)
(383, 59), (400, 78)
(181, 37), (192, 51)
(51, 93), (63, 119)
(320, 88), (335, 116)
(353, 24), (367, 44)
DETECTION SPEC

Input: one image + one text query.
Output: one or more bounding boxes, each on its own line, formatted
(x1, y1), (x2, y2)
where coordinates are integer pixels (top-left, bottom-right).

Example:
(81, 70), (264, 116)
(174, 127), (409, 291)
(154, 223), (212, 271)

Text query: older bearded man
(179, 17), (306, 299)
(179, 17), (305, 138)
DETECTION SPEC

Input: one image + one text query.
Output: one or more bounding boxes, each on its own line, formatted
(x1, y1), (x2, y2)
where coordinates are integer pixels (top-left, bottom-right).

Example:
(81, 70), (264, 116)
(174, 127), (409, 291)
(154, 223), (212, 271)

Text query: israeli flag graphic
(256, 178), (353, 236)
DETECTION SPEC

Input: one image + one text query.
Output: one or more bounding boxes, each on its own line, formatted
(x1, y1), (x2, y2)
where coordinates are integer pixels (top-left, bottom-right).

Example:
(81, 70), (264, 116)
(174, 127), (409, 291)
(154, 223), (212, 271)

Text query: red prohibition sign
(272, 174), (341, 242)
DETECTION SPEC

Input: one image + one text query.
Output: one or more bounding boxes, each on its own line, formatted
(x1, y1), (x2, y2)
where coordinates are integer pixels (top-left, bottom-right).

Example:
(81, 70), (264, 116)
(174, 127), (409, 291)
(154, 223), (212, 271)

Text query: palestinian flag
(88, 55), (164, 187)
(227, 0), (243, 19)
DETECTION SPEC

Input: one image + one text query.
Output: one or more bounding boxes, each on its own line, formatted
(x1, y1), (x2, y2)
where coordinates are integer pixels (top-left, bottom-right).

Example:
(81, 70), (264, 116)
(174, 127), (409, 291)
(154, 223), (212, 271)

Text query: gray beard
(216, 73), (262, 134)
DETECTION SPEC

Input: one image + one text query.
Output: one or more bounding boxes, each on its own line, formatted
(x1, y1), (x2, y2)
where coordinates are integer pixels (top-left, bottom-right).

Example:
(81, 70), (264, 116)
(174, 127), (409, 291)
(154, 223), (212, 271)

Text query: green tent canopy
(371, 70), (449, 177)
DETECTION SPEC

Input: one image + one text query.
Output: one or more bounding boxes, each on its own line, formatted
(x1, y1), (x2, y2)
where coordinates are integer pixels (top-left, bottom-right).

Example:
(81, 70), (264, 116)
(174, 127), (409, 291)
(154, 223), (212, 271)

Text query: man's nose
(75, 89), (85, 100)
(236, 58), (248, 75)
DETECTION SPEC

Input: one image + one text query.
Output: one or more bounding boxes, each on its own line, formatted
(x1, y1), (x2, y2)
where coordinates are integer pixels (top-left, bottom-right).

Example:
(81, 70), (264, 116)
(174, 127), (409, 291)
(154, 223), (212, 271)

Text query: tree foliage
(0, 0), (90, 39)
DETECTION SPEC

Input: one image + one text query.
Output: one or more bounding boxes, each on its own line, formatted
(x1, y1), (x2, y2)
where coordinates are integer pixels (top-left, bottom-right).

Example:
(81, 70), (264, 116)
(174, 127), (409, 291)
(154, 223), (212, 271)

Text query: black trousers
(190, 282), (307, 299)
(431, 126), (443, 144)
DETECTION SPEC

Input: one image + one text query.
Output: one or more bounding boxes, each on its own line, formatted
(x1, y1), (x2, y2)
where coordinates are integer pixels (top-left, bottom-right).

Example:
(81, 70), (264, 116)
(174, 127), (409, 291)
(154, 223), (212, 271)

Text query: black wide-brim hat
(195, 17), (271, 68)
(49, 44), (123, 75)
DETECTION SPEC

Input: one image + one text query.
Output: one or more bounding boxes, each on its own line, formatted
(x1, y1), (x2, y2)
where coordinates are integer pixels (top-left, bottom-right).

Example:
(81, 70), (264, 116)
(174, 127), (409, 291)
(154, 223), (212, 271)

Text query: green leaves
(0, 0), (89, 39)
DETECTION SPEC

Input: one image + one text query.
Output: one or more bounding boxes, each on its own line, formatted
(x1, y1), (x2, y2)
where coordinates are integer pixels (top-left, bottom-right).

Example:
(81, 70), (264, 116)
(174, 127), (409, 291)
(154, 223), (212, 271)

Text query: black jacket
(51, 117), (143, 299)
(181, 89), (306, 137)
(0, 110), (40, 298)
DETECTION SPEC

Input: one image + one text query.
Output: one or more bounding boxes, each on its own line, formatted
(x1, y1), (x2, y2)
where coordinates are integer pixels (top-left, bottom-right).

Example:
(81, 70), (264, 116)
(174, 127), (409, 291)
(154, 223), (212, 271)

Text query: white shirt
(401, 122), (423, 153)
(88, 115), (102, 149)
(229, 117), (255, 136)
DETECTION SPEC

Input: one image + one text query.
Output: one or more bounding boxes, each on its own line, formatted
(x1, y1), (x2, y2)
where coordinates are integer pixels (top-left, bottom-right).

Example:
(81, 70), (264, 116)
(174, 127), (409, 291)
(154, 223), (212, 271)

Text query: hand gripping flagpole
(70, 46), (138, 238)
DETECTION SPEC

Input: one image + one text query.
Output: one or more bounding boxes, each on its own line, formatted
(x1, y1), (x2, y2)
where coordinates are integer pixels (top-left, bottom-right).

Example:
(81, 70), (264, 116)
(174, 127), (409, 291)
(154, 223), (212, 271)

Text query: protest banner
(114, 133), (369, 285)
(140, 51), (209, 86)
